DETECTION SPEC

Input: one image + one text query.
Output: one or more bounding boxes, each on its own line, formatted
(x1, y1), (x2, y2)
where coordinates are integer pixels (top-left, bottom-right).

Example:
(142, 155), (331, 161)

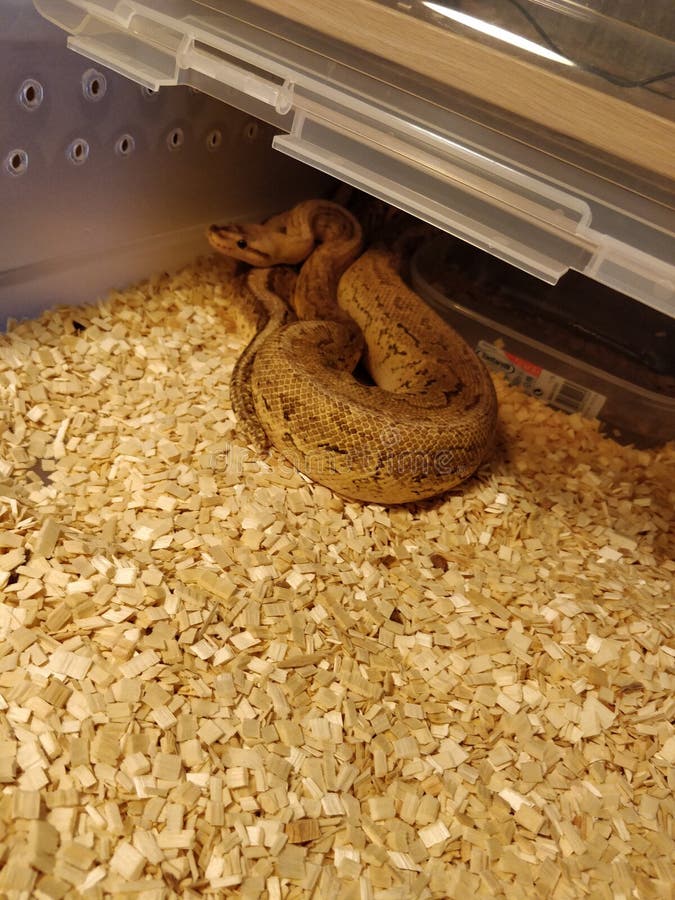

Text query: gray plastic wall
(1, 0), (330, 327)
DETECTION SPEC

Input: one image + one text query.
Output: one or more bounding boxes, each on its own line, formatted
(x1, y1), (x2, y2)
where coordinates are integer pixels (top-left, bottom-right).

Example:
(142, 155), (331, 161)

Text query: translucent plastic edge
(274, 110), (596, 280)
(274, 134), (567, 283)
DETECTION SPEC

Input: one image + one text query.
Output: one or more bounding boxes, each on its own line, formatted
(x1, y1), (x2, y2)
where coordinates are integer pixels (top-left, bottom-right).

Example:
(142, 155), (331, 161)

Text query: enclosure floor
(0, 257), (673, 899)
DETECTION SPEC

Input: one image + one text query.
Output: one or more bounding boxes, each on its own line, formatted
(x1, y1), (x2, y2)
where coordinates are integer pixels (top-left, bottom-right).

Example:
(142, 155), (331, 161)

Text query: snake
(208, 199), (497, 504)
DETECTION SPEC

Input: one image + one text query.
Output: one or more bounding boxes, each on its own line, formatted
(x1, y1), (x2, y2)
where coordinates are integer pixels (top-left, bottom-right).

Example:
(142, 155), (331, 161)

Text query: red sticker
(505, 351), (542, 378)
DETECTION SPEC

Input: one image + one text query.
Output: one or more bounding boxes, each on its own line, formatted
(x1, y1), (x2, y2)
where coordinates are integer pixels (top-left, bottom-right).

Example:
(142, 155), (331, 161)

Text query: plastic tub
(412, 236), (675, 448)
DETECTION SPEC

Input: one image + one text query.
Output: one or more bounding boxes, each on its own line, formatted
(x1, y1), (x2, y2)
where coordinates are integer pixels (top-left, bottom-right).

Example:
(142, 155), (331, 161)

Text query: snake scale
(208, 199), (497, 504)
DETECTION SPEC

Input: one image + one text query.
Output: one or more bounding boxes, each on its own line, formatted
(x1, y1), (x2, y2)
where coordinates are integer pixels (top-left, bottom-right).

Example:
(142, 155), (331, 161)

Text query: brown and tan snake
(208, 199), (497, 504)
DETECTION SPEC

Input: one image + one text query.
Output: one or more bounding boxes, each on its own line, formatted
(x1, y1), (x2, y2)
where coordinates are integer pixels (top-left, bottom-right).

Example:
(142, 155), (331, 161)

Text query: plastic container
(1, 1), (331, 325)
(33, 0), (675, 315)
(412, 236), (675, 448)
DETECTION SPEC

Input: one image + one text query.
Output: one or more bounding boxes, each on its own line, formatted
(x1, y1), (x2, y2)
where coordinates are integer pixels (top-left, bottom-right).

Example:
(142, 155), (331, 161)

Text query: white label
(476, 341), (606, 419)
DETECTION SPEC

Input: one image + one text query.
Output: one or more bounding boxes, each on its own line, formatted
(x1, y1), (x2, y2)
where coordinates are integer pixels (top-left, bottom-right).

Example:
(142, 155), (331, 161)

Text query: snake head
(207, 223), (275, 266)
(208, 218), (316, 267)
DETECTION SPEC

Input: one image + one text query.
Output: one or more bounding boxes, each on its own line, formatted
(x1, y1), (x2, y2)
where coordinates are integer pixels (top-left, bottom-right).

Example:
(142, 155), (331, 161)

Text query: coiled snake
(208, 199), (497, 504)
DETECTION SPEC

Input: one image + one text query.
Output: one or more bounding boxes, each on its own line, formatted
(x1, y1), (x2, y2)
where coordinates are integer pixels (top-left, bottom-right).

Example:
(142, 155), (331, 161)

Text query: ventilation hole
(67, 138), (90, 165)
(5, 149), (28, 176)
(167, 127), (184, 151)
(206, 129), (222, 151)
(115, 133), (135, 157)
(243, 121), (260, 142)
(18, 79), (44, 110)
(82, 68), (107, 102)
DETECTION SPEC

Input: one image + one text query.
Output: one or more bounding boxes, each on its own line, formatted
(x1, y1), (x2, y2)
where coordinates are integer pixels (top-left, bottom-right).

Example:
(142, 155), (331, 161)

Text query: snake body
(226, 267), (298, 448)
(208, 199), (497, 504)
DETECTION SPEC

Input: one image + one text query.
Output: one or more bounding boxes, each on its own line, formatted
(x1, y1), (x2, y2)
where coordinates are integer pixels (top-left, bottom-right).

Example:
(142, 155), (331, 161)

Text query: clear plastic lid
(34, 0), (675, 315)
(377, 2), (675, 116)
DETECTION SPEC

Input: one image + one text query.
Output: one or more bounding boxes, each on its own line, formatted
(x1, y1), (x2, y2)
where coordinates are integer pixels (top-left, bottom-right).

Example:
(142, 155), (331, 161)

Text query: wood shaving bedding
(0, 256), (673, 899)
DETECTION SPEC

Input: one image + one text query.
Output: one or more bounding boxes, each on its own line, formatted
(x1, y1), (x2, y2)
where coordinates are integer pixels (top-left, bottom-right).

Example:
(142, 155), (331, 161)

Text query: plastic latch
(178, 38), (294, 116)
(274, 111), (595, 284)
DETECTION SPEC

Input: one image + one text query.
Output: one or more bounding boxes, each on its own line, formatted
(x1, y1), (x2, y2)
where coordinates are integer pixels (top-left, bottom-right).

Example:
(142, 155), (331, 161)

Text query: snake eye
(236, 238), (248, 250)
